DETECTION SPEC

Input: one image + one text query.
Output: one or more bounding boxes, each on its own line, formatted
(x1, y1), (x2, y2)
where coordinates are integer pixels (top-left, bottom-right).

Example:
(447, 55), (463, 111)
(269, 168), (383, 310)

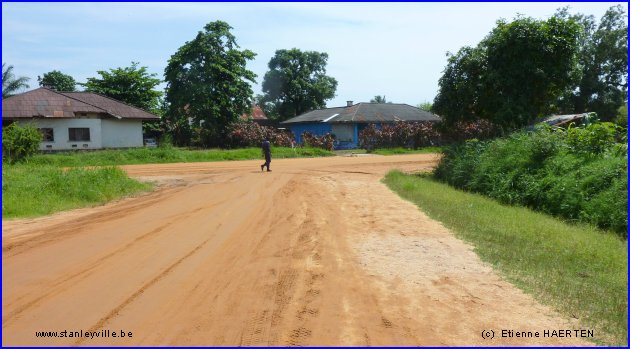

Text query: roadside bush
(302, 132), (335, 151)
(566, 122), (618, 154)
(2, 123), (41, 163)
(358, 119), (498, 151)
(225, 121), (294, 148)
(434, 122), (628, 236)
(440, 119), (500, 143)
(358, 121), (440, 150)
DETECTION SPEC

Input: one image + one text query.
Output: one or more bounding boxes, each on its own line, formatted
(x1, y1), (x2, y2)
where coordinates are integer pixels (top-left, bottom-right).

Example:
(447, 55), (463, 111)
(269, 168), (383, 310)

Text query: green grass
(371, 146), (442, 155)
(333, 149), (368, 155)
(24, 146), (334, 167)
(383, 170), (627, 346)
(2, 164), (152, 219)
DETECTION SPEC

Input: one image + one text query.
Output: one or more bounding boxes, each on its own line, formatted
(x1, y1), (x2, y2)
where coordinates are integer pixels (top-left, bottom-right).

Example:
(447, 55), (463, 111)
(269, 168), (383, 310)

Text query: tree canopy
(82, 62), (162, 112)
(38, 70), (77, 91)
(433, 6), (627, 129)
(164, 21), (256, 146)
(556, 5), (628, 121)
(261, 48), (337, 121)
(2, 63), (30, 98)
(370, 95), (392, 104)
(433, 14), (582, 129)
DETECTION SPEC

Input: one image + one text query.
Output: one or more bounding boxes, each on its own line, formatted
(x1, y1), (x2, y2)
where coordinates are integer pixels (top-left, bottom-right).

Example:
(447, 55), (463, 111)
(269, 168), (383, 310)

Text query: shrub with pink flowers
(358, 121), (441, 150)
(225, 121), (294, 148)
(301, 132), (335, 151)
(358, 120), (499, 150)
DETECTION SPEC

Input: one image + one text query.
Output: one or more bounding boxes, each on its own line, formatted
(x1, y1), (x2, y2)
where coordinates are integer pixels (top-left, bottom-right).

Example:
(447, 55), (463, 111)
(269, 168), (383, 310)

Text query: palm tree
(3, 63), (30, 98)
(370, 95), (391, 104)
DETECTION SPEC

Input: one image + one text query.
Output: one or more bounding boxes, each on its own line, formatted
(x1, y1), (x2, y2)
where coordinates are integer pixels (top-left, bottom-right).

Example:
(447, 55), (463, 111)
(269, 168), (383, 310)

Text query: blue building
(281, 101), (441, 149)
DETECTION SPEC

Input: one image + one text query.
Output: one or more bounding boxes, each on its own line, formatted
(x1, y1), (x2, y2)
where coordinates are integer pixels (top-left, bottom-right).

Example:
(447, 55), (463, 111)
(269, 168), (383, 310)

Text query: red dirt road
(3, 154), (590, 346)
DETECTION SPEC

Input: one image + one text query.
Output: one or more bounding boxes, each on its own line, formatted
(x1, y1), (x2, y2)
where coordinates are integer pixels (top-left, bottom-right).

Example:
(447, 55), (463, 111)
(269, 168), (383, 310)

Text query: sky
(2, 2), (627, 108)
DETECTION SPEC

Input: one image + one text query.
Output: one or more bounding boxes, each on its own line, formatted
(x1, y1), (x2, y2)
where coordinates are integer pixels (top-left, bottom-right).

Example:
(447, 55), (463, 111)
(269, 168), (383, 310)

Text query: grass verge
(383, 170), (627, 346)
(26, 146), (334, 167)
(2, 164), (152, 219)
(371, 146), (442, 155)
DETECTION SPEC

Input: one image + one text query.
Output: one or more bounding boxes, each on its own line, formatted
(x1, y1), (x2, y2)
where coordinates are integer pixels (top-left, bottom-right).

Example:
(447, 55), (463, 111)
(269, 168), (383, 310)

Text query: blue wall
(289, 122), (386, 149)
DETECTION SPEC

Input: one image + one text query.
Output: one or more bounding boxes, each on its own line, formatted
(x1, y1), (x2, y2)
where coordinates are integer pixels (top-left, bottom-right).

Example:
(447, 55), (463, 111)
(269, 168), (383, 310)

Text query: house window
(69, 128), (90, 141)
(39, 128), (54, 142)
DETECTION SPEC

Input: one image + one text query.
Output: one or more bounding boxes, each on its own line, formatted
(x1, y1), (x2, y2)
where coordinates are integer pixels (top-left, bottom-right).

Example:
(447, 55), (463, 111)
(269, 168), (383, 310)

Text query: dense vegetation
(358, 119), (498, 151)
(2, 123), (41, 163)
(433, 6), (627, 129)
(434, 120), (627, 236)
(384, 171), (627, 346)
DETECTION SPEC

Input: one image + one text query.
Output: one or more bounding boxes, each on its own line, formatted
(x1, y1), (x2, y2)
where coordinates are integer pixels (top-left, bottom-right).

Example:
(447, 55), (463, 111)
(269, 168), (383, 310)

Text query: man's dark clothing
(261, 140), (271, 171)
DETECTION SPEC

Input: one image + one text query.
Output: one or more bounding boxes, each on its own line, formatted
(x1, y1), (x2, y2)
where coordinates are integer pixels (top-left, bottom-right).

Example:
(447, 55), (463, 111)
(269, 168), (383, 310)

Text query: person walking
(261, 138), (272, 172)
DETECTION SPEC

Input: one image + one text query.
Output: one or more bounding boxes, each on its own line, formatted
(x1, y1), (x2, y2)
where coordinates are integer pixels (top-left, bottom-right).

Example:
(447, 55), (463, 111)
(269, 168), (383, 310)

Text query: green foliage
(556, 5), (628, 121)
(2, 63), (30, 98)
(434, 124), (627, 236)
(384, 171), (627, 346)
(2, 164), (151, 219)
(417, 101), (432, 112)
(82, 62), (162, 111)
(370, 95), (391, 104)
(615, 104), (627, 128)
(2, 123), (41, 163)
(433, 14), (582, 129)
(261, 48), (338, 121)
(38, 70), (76, 91)
(164, 21), (257, 147)
(565, 122), (618, 154)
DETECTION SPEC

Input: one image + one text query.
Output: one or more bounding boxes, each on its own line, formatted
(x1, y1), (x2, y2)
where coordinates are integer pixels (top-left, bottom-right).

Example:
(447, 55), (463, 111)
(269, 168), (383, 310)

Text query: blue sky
(2, 2), (627, 108)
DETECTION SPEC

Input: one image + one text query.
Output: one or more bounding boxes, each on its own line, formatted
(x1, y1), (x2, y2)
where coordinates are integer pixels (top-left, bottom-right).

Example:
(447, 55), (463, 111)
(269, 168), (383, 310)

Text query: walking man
(261, 138), (271, 172)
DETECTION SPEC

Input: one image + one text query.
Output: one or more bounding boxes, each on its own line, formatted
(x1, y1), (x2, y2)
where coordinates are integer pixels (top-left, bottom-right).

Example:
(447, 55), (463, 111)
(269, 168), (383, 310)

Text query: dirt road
(3, 154), (590, 346)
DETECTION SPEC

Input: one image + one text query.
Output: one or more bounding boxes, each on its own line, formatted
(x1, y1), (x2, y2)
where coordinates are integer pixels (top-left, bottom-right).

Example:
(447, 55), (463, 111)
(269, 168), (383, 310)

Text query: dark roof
(240, 105), (268, 121)
(280, 103), (440, 124)
(2, 87), (159, 120)
(537, 113), (590, 127)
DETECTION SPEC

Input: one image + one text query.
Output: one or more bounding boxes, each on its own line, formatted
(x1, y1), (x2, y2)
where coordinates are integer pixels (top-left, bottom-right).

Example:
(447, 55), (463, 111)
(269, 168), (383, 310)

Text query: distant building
(240, 105), (273, 126)
(2, 87), (159, 151)
(280, 101), (441, 149)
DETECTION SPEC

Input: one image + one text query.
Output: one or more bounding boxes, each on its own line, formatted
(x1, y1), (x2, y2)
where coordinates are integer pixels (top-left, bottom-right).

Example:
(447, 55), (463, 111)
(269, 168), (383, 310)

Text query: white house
(2, 87), (160, 151)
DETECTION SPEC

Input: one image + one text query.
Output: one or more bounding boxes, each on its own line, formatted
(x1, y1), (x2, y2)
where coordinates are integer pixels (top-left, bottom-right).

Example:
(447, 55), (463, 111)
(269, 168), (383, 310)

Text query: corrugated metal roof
(62, 92), (159, 120)
(2, 87), (159, 120)
(240, 105), (268, 120)
(280, 103), (440, 124)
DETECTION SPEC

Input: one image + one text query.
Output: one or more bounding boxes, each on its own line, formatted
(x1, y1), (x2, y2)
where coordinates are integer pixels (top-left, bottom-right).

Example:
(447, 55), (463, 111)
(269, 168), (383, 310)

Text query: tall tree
(82, 62), (162, 112)
(2, 63), (30, 98)
(38, 70), (77, 91)
(433, 15), (581, 129)
(164, 21), (256, 146)
(370, 95), (392, 103)
(557, 5), (628, 121)
(261, 48), (337, 121)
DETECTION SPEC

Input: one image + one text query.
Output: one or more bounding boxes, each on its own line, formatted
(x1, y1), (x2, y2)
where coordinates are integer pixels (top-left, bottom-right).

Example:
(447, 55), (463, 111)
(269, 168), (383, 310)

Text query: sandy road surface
(3, 154), (590, 346)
